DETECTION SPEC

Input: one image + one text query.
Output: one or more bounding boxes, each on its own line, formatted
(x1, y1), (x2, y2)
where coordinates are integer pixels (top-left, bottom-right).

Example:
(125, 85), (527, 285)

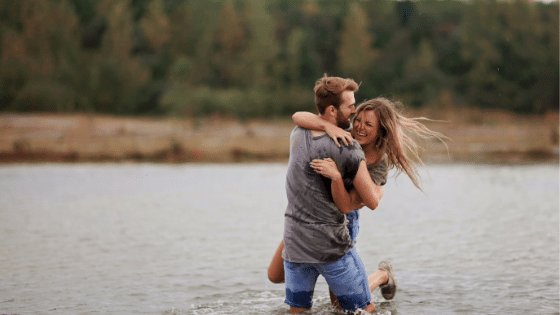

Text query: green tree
(338, 2), (376, 80)
(459, 1), (503, 108)
(534, 1), (559, 111)
(139, 0), (170, 52)
(0, 0), (557, 116)
(1, 0), (83, 111)
(400, 40), (445, 106)
(284, 28), (306, 85)
(99, 0), (133, 58)
(167, 2), (193, 57)
(498, 0), (558, 112)
(210, 0), (246, 87)
(460, 0), (558, 112)
(173, 1), (221, 85)
(90, 0), (150, 114)
(241, 0), (279, 88)
(137, 0), (172, 113)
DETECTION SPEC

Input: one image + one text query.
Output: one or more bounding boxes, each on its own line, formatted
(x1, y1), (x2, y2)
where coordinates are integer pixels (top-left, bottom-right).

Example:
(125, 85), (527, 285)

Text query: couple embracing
(267, 75), (445, 313)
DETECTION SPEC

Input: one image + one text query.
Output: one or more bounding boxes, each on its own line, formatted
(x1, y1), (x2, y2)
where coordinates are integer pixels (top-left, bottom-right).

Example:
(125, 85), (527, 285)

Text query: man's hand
(324, 124), (353, 147)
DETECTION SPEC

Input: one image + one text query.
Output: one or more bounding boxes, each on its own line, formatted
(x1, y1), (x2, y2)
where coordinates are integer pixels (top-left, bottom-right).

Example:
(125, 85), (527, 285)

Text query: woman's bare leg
(267, 240), (285, 283)
(368, 269), (389, 292)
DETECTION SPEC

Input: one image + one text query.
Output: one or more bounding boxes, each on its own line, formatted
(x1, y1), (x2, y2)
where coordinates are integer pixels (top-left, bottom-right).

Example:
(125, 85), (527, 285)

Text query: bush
(160, 85), (314, 118)
(12, 81), (80, 112)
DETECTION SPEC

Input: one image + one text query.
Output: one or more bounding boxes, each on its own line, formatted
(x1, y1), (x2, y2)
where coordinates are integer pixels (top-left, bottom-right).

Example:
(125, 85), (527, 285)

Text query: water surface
(0, 163), (558, 314)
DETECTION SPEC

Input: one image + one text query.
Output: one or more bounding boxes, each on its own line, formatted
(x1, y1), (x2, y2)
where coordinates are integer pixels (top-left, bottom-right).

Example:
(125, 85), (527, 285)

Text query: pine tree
(285, 28), (306, 85)
(242, 0), (279, 88)
(1, 0), (82, 111)
(139, 0), (170, 52)
(99, 0), (133, 58)
(167, 2), (193, 58)
(401, 40), (445, 106)
(91, 0), (150, 113)
(338, 2), (376, 80)
(459, 1), (502, 108)
(211, 0), (245, 87)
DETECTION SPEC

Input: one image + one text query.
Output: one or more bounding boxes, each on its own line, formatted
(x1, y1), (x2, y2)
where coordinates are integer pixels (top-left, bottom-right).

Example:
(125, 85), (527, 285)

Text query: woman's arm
(292, 111), (353, 147)
(352, 160), (384, 210)
(310, 158), (362, 213)
(330, 174), (363, 213)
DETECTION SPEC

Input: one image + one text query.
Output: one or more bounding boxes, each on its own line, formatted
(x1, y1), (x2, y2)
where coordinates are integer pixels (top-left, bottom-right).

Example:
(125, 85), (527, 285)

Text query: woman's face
(352, 110), (379, 147)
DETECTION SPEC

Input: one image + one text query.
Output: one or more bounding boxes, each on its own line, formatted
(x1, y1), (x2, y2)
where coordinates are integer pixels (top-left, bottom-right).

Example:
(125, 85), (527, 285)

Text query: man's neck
(310, 114), (337, 137)
(318, 113), (337, 125)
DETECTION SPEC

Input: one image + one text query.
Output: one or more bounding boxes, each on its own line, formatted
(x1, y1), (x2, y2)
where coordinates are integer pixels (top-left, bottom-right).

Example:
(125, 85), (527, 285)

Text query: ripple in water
(166, 289), (399, 315)
(0, 164), (557, 314)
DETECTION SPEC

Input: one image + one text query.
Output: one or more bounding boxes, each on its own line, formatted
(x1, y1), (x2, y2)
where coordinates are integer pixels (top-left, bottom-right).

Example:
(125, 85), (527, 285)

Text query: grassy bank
(0, 110), (558, 164)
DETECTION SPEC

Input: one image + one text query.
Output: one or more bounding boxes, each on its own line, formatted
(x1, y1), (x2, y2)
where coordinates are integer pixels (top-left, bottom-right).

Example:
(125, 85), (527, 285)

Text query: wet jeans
(284, 247), (371, 312)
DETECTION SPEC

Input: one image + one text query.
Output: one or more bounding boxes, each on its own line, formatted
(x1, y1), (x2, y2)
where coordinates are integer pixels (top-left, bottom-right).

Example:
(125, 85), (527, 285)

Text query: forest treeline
(0, 0), (558, 118)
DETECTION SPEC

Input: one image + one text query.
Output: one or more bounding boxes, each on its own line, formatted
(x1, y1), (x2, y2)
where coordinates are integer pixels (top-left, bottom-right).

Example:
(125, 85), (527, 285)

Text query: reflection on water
(0, 163), (558, 314)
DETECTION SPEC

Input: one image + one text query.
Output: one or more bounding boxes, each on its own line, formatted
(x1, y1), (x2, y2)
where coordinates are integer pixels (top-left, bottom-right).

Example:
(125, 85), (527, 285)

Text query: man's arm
(292, 111), (353, 147)
(352, 160), (384, 210)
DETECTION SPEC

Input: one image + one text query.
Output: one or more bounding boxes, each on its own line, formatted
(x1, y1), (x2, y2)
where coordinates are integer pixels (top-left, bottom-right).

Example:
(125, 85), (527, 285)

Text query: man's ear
(326, 105), (337, 115)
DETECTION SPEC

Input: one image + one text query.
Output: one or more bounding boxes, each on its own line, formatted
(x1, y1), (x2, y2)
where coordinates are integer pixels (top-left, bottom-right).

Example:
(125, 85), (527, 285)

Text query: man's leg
(328, 290), (341, 310)
(283, 260), (319, 313)
(329, 267), (392, 310)
(319, 248), (376, 313)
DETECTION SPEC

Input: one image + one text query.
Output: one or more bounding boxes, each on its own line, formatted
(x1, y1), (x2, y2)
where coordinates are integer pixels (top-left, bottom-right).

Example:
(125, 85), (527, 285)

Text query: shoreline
(0, 112), (558, 165)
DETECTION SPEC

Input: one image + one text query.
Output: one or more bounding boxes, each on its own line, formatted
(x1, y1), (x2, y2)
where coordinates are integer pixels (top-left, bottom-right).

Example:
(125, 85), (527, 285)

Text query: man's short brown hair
(313, 74), (359, 114)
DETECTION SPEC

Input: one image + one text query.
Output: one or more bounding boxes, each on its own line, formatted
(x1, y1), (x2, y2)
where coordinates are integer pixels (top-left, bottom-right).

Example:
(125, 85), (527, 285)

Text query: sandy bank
(0, 110), (558, 164)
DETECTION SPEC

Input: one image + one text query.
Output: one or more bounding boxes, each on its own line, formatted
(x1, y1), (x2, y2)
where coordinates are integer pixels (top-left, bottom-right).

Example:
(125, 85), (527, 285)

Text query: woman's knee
(267, 268), (285, 283)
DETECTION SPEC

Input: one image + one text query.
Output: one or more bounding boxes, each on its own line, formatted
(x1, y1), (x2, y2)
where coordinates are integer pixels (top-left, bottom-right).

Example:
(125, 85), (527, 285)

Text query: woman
(268, 97), (446, 304)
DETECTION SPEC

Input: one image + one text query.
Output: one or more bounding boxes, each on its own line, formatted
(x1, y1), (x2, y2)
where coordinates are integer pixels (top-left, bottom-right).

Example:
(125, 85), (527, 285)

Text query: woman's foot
(378, 260), (397, 300)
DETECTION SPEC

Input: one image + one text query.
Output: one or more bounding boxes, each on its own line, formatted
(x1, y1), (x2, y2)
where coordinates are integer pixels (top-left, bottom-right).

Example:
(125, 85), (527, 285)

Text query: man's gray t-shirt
(283, 127), (365, 263)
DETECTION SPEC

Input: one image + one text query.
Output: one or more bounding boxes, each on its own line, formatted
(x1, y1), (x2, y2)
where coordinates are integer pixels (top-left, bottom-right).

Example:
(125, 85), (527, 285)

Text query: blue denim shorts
(284, 248), (371, 312)
(346, 210), (360, 241)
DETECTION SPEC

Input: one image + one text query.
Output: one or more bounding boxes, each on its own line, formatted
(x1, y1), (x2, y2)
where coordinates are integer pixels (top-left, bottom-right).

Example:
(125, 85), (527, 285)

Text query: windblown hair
(313, 74), (359, 114)
(354, 97), (447, 190)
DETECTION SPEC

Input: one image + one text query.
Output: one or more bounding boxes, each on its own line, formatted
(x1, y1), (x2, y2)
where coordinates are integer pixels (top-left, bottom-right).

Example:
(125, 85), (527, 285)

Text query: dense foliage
(0, 0), (557, 117)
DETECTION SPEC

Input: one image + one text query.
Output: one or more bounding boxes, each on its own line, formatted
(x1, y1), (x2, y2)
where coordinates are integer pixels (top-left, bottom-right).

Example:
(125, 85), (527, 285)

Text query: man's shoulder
(348, 139), (363, 151)
(309, 135), (363, 157)
(290, 126), (305, 137)
(340, 140), (364, 157)
(292, 125), (316, 133)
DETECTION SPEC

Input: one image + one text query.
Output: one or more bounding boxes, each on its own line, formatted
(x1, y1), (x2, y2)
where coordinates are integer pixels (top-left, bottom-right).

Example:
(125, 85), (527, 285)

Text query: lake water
(0, 163), (558, 315)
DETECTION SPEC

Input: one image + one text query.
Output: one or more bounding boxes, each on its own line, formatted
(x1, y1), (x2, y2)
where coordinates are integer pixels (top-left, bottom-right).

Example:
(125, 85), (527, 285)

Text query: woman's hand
(324, 124), (353, 147)
(310, 158), (341, 181)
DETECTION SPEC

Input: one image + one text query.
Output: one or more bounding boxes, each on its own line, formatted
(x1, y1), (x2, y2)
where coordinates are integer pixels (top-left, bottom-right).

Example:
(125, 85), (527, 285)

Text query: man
(282, 75), (383, 313)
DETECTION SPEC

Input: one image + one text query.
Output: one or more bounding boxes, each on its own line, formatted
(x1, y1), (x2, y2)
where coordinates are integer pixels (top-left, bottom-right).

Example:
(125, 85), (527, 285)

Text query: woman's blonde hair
(354, 97), (447, 190)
